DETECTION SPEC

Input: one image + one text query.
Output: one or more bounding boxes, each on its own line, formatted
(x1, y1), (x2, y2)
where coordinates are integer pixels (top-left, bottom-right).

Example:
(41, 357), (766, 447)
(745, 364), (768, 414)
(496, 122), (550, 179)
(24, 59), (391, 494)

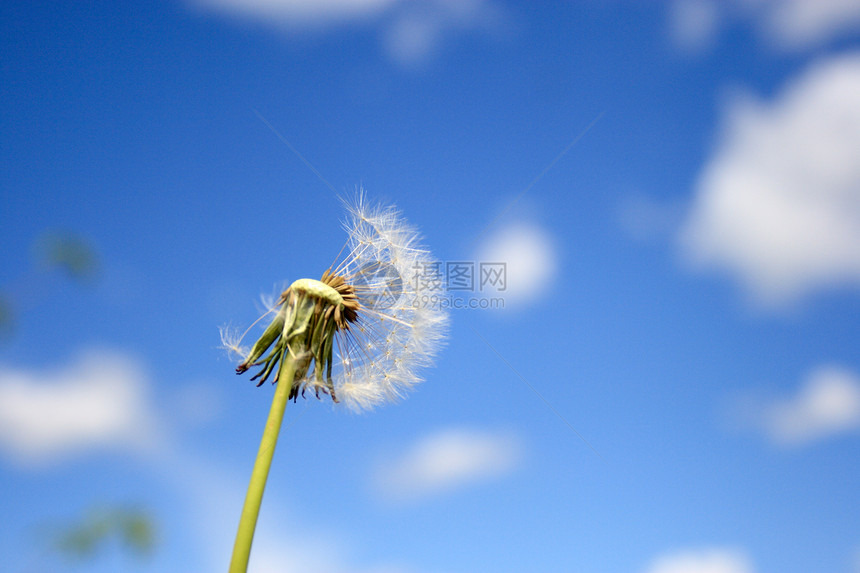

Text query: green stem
(229, 355), (297, 573)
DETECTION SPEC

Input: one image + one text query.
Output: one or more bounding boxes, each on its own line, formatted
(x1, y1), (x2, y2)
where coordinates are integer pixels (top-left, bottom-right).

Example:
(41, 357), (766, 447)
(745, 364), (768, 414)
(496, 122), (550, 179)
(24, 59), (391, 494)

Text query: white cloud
(383, 10), (442, 66)
(189, 0), (505, 66)
(618, 193), (684, 242)
(668, 1), (860, 53)
(189, 0), (399, 25)
(249, 530), (346, 573)
(166, 380), (224, 428)
(382, 0), (504, 66)
(476, 222), (557, 307)
(147, 444), (352, 573)
(644, 547), (754, 573)
(247, 525), (423, 573)
(679, 53), (860, 306)
(0, 349), (162, 467)
(166, 447), (428, 573)
(748, 0), (860, 51)
(374, 427), (521, 502)
(668, 0), (721, 53)
(760, 365), (860, 446)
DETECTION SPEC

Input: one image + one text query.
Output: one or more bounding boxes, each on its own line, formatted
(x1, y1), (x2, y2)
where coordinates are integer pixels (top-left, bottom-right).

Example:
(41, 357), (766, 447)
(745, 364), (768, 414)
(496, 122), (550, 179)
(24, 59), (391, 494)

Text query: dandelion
(226, 193), (447, 573)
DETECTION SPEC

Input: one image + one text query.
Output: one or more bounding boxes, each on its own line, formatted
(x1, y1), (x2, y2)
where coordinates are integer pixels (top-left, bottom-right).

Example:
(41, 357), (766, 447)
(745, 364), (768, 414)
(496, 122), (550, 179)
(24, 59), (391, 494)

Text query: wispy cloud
(161, 436), (432, 573)
(666, 0), (860, 53)
(188, 0), (506, 67)
(188, 0), (399, 25)
(644, 547), (755, 573)
(0, 349), (162, 467)
(381, 0), (506, 66)
(373, 427), (522, 502)
(668, 0), (721, 54)
(758, 366), (860, 446)
(245, 531), (425, 573)
(751, 0), (860, 51)
(245, 528), (347, 573)
(617, 193), (684, 243)
(475, 221), (557, 308)
(679, 53), (860, 307)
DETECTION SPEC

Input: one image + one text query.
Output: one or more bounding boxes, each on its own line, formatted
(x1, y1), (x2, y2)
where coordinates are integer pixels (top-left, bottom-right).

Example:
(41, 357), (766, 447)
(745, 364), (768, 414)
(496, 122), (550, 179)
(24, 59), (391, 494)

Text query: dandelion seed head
(227, 191), (448, 412)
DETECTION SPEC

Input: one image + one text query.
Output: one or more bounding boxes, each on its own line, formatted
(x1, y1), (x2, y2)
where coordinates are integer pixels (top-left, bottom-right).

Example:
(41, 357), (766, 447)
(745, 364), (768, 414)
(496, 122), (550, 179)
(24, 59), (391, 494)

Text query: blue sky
(2, 1), (860, 572)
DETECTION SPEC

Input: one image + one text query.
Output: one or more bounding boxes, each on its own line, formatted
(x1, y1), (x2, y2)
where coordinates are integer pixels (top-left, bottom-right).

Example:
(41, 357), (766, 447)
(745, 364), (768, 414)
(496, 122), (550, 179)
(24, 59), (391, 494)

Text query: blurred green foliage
(35, 231), (100, 281)
(0, 230), (100, 343)
(0, 294), (12, 337)
(4, 233), (157, 567)
(53, 507), (156, 560)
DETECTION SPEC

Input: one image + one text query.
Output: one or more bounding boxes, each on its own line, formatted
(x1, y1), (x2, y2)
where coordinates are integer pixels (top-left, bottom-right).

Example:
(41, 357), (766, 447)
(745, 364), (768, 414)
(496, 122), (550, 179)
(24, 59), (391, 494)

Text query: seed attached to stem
(235, 272), (362, 403)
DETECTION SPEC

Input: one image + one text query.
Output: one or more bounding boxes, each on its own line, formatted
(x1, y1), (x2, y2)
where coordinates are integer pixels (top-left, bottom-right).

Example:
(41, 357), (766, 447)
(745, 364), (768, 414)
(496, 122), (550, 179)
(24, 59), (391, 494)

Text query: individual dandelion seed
(226, 193), (448, 573)
(224, 193), (448, 411)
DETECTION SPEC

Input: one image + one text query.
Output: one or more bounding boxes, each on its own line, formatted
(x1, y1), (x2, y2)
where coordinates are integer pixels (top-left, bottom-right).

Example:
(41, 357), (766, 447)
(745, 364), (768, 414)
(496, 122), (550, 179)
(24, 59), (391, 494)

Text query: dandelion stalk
(228, 354), (296, 573)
